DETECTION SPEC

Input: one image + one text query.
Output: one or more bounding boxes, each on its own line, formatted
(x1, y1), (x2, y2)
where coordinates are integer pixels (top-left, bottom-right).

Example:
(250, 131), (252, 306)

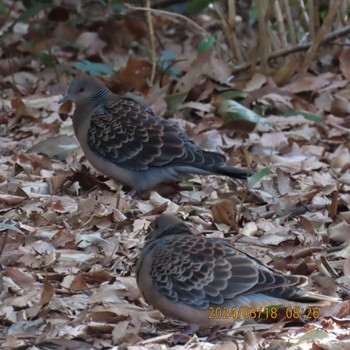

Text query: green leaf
(38, 51), (53, 67)
(73, 60), (114, 76)
(218, 100), (271, 126)
(248, 3), (258, 26)
(165, 92), (188, 112)
(186, 0), (213, 14)
(283, 110), (322, 123)
(197, 35), (215, 53)
(157, 50), (181, 78)
(160, 50), (177, 60)
(0, 0), (8, 15)
(110, 3), (125, 11)
(248, 167), (271, 188)
(0, 223), (26, 236)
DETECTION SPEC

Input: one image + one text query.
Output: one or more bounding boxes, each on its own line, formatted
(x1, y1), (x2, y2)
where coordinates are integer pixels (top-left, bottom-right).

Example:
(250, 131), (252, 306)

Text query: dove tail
(266, 287), (339, 305)
(211, 165), (250, 180)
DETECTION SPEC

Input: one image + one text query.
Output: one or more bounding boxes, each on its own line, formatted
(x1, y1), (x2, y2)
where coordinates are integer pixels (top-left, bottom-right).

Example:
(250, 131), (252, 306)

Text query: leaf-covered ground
(0, 2), (350, 349)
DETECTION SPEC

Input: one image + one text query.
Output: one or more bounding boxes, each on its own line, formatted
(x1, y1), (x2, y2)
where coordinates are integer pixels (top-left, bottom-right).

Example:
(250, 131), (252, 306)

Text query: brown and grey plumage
(136, 215), (338, 329)
(59, 76), (248, 192)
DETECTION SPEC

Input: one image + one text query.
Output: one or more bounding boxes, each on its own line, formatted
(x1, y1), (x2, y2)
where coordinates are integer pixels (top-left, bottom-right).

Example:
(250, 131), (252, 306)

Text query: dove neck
(91, 87), (110, 102)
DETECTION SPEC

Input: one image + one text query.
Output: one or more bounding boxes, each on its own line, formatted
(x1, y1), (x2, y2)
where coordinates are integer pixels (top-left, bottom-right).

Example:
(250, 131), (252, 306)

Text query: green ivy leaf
(165, 92), (188, 112)
(197, 35), (215, 53)
(38, 51), (53, 67)
(186, 0), (213, 14)
(283, 110), (322, 123)
(218, 100), (271, 126)
(0, 223), (26, 236)
(248, 167), (271, 188)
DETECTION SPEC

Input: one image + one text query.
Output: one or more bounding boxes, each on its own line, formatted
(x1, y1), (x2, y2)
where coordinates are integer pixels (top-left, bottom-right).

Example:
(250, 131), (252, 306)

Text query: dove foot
(169, 324), (199, 343)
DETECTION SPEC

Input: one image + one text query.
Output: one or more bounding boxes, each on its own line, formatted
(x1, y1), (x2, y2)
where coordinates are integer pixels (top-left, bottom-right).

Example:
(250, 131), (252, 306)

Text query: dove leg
(127, 189), (140, 199)
(206, 325), (221, 341)
(170, 324), (199, 343)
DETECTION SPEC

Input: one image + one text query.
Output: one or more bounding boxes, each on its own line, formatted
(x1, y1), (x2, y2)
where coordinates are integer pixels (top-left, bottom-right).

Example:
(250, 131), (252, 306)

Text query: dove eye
(78, 87), (85, 93)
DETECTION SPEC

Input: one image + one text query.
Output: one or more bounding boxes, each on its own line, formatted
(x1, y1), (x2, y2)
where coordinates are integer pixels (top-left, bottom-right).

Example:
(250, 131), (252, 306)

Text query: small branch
(145, 0), (157, 86)
(298, 0), (310, 32)
(282, 0), (297, 44)
(214, 2), (242, 63)
(292, 246), (323, 259)
(308, 0), (315, 40)
(124, 3), (209, 36)
(298, 2), (341, 76)
(226, 0), (244, 63)
(256, 0), (269, 73)
(274, 0), (288, 47)
(231, 24), (350, 74)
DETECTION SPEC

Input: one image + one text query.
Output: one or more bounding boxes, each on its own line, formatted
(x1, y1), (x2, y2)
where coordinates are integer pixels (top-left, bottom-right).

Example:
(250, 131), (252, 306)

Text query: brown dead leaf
(211, 200), (238, 231)
(332, 145), (350, 170)
(76, 32), (106, 56)
(5, 267), (36, 287)
(259, 132), (288, 148)
(245, 73), (267, 91)
(82, 269), (115, 284)
(29, 135), (78, 160)
(25, 280), (55, 319)
(117, 59), (152, 93)
(273, 58), (302, 86)
(331, 95), (350, 116)
(46, 171), (75, 194)
(174, 51), (212, 93)
(328, 221), (350, 242)
(299, 216), (316, 236)
(39, 280), (55, 306)
(282, 73), (335, 93)
(339, 47), (350, 81)
(70, 274), (90, 291)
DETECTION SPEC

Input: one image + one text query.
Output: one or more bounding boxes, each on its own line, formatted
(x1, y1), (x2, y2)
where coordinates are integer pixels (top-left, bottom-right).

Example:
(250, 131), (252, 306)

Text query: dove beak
(58, 95), (69, 104)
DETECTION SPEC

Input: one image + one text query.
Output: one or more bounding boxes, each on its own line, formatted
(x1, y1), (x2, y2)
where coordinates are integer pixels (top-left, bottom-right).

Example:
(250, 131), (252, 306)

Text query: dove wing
(87, 97), (226, 172)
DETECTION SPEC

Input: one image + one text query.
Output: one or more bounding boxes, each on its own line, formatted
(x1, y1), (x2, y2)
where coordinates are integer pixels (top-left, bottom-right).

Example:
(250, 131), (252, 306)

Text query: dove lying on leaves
(136, 215), (338, 331)
(59, 76), (249, 193)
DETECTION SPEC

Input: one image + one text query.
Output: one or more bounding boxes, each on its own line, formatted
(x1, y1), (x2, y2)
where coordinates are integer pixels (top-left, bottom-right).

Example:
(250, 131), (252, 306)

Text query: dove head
(59, 76), (110, 105)
(147, 214), (193, 243)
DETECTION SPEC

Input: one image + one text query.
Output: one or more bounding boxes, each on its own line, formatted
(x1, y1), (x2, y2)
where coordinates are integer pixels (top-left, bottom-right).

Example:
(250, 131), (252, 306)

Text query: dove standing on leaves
(136, 215), (338, 333)
(59, 76), (249, 193)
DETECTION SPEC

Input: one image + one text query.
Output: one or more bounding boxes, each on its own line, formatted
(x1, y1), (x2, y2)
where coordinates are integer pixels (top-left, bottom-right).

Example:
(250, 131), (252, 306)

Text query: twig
(313, 0), (321, 33)
(297, 0), (310, 32)
(256, 1), (269, 73)
(298, 2), (341, 76)
(145, 0), (156, 86)
(0, 231), (7, 259)
(260, 203), (325, 220)
(308, 0), (315, 40)
(226, 0), (244, 63)
(292, 246), (324, 259)
(214, 3), (239, 63)
(340, 0), (349, 26)
(231, 24), (350, 74)
(328, 122), (350, 136)
(265, 0), (280, 52)
(124, 3), (209, 36)
(274, 0), (288, 47)
(282, 0), (297, 44)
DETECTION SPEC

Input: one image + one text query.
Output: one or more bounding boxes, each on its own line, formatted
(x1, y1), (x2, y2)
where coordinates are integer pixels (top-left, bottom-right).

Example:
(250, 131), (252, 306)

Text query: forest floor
(0, 2), (350, 349)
